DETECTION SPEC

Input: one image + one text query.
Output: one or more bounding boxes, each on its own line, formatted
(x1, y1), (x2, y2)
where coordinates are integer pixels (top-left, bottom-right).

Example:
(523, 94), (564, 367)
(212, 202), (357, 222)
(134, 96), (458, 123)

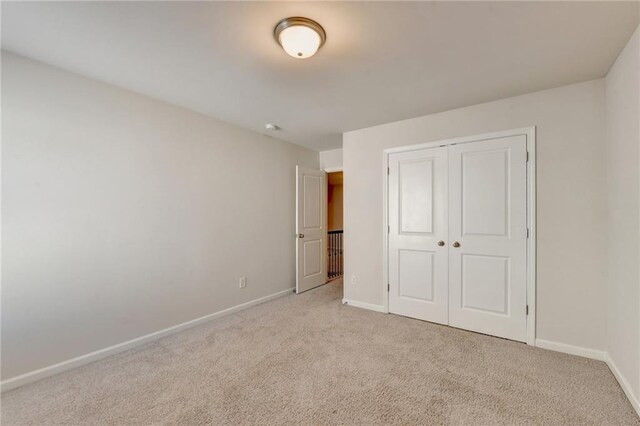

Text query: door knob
(298, 234), (305, 239)
(437, 240), (445, 246)
(452, 241), (460, 248)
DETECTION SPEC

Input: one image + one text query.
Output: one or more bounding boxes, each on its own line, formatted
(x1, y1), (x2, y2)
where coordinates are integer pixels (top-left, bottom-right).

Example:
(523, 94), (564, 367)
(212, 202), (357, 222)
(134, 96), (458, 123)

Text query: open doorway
(294, 166), (342, 293)
(327, 172), (343, 281)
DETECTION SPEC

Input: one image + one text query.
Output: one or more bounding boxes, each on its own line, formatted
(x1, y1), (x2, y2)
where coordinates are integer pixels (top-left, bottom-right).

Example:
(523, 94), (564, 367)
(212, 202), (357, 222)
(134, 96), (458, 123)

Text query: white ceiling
(2, 2), (638, 151)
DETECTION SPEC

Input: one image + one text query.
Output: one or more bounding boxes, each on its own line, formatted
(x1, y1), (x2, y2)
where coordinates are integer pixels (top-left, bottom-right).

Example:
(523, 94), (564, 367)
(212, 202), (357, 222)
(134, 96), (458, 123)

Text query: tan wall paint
(343, 79), (607, 351)
(1, 52), (319, 380)
(320, 149), (343, 171)
(328, 179), (343, 231)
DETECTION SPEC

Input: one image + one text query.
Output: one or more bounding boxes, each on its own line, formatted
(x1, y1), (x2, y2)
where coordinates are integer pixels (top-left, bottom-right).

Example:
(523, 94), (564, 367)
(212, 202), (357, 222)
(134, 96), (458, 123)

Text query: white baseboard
(4, 296), (638, 419)
(1, 287), (295, 393)
(535, 339), (639, 417)
(606, 354), (640, 417)
(535, 339), (607, 361)
(342, 298), (386, 313)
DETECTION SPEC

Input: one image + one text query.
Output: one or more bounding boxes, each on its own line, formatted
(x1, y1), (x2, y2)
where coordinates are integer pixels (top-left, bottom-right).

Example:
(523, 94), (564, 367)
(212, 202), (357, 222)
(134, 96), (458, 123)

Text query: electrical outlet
(239, 276), (247, 289)
(351, 275), (358, 286)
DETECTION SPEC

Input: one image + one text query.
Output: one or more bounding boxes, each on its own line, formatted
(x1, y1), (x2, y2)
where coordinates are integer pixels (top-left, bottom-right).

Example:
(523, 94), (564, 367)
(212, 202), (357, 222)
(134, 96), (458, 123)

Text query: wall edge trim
(1, 287), (295, 392)
(606, 353), (640, 417)
(342, 298), (386, 313)
(535, 338), (607, 360)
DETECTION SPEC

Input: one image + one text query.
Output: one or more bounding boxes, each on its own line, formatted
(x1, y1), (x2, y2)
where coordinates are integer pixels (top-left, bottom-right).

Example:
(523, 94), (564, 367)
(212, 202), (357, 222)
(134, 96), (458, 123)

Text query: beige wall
(605, 26), (640, 406)
(1, 52), (319, 380)
(343, 79), (607, 351)
(328, 181), (343, 231)
(320, 148), (343, 171)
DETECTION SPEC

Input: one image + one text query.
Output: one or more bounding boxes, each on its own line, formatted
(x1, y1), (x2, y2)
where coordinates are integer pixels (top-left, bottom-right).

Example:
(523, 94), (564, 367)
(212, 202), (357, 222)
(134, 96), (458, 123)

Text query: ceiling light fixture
(274, 17), (326, 59)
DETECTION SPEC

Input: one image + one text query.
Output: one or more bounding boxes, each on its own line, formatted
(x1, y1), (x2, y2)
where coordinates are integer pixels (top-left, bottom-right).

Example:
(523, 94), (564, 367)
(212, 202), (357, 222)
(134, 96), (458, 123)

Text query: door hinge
(526, 151), (530, 162)
(387, 167), (390, 175)
(526, 228), (530, 238)
(388, 225), (390, 234)
(526, 305), (529, 315)
(388, 283), (390, 292)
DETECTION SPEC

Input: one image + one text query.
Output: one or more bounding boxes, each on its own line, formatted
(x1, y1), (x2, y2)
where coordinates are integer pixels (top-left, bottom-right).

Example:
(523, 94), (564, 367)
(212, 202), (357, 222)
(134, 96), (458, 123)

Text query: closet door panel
(448, 135), (528, 342)
(388, 147), (448, 324)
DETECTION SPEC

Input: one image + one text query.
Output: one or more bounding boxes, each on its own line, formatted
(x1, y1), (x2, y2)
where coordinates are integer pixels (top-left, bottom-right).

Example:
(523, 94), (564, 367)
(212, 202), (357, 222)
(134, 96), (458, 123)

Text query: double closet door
(388, 135), (528, 342)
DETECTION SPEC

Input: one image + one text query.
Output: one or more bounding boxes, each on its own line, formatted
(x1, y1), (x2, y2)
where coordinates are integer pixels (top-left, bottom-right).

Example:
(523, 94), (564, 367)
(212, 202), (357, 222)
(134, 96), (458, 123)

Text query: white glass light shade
(279, 25), (321, 59)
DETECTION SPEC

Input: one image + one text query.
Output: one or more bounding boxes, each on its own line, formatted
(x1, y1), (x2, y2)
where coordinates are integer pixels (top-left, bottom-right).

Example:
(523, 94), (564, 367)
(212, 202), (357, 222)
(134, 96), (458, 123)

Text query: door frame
(324, 167), (344, 284)
(323, 167), (343, 173)
(382, 127), (537, 345)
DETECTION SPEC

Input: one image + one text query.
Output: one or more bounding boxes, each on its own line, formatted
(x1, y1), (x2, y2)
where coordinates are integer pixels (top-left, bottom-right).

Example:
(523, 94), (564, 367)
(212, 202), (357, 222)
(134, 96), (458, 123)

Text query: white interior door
(448, 135), (528, 342)
(296, 166), (327, 293)
(388, 147), (449, 324)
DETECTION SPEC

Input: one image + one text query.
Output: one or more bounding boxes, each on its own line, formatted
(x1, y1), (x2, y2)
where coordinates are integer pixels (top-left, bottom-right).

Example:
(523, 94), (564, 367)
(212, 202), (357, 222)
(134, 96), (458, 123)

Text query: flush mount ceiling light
(274, 17), (326, 59)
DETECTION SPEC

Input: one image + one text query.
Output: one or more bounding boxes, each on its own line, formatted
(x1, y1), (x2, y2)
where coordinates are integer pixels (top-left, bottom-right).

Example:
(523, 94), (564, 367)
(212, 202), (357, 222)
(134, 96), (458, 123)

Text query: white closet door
(448, 136), (528, 342)
(388, 147), (448, 324)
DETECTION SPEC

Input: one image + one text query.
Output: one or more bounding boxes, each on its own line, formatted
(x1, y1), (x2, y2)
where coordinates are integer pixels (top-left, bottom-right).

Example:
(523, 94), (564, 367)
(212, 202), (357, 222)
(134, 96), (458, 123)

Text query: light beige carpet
(2, 280), (638, 425)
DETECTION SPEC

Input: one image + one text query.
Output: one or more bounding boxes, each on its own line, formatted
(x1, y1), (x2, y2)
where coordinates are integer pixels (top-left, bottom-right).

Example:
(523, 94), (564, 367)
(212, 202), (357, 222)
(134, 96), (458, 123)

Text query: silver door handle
(437, 240), (445, 246)
(452, 241), (460, 248)
(298, 234), (304, 239)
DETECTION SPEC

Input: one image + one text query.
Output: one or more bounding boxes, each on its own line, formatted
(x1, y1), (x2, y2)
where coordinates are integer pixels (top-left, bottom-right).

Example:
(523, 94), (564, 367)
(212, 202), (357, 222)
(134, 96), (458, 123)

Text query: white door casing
(296, 166), (327, 293)
(448, 135), (528, 342)
(388, 147), (449, 324)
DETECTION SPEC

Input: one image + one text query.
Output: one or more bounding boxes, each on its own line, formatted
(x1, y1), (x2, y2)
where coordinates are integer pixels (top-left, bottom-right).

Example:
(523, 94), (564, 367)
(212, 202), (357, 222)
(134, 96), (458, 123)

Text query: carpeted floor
(2, 279), (638, 425)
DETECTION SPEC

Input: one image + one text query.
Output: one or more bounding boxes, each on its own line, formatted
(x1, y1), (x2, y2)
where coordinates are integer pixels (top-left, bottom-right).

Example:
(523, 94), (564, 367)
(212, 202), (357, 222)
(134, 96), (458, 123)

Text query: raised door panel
(399, 249), (435, 302)
(461, 254), (509, 315)
(303, 239), (323, 278)
(400, 159), (434, 234)
(303, 175), (322, 231)
(462, 149), (509, 237)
